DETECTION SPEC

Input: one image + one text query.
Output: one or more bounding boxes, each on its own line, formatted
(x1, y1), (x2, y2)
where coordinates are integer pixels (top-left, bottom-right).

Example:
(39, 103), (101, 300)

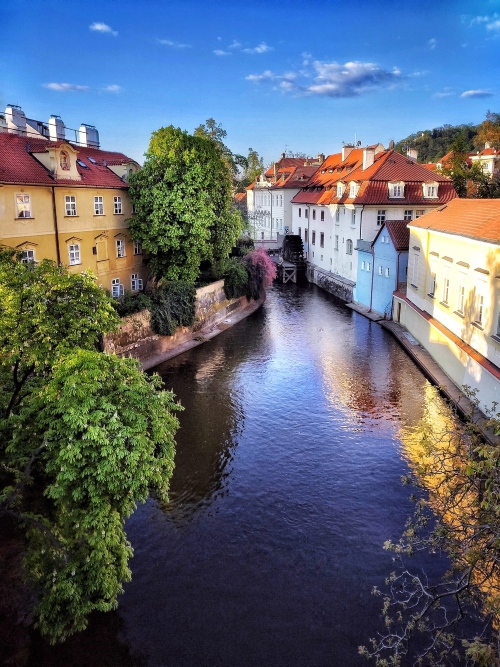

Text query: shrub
(223, 258), (249, 299)
(111, 290), (152, 317)
(242, 247), (277, 299)
(150, 281), (196, 336)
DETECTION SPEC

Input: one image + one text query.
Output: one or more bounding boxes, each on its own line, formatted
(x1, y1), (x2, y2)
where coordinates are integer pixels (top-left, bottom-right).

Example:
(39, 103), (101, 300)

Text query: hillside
(394, 123), (480, 164)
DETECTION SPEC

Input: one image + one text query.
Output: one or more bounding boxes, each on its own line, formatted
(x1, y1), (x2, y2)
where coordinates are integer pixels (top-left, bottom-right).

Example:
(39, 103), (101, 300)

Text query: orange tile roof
(270, 165), (317, 189)
(409, 198), (500, 244)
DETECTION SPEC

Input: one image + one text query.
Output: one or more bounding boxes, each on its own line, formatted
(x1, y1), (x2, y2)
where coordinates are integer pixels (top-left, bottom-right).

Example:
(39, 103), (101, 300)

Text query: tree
(194, 118), (247, 184)
(475, 111), (500, 150)
(360, 392), (500, 666)
(0, 250), (180, 643)
(128, 125), (242, 282)
(237, 148), (265, 191)
(440, 133), (488, 198)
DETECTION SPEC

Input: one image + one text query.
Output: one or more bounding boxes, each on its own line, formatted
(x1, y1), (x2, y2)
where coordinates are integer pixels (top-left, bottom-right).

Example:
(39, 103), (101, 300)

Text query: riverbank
(347, 301), (499, 445)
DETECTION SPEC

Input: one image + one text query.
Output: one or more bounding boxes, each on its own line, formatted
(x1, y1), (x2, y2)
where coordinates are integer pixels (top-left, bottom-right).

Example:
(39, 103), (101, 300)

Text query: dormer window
(337, 183), (344, 198)
(423, 182), (438, 198)
(389, 181), (404, 198)
(60, 151), (70, 170)
(349, 182), (358, 198)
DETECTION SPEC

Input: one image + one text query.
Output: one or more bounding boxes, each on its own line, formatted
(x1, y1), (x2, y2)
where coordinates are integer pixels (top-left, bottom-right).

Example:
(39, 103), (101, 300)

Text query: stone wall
(306, 264), (355, 302)
(104, 280), (249, 365)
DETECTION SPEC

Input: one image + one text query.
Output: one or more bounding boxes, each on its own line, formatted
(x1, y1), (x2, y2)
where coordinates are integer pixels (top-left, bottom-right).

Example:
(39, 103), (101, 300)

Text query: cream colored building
(393, 199), (500, 413)
(0, 105), (146, 296)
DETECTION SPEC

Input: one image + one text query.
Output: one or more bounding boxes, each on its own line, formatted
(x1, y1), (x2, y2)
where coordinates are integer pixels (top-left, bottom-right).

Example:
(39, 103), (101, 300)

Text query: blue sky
(1, 0), (499, 165)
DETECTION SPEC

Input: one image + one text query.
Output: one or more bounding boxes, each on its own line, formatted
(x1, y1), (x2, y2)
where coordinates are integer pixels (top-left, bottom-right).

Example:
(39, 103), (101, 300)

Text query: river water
(26, 283), (449, 666)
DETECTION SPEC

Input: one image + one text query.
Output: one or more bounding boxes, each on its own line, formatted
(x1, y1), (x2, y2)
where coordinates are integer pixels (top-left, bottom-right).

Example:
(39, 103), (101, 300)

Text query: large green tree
(0, 250), (179, 643)
(128, 125), (242, 282)
(440, 132), (489, 198)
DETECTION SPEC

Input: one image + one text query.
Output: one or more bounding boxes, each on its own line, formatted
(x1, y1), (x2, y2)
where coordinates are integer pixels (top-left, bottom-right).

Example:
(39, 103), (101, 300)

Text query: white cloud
(469, 15), (490, 25)
(157, 39), (191, 49)
(43, 82), (90, 92)
(433, 89), (455, 98)
(214, 49), (231, 56)
(486, 19), (500, 31)
(228, 40), (242, 49)
(428, 38), (437, 50)
(461, 89), (494, 98)
(243, 42), (273, 54)
(103, 84), (122, 92)
(246, 59), (403, 98)
(89, 22), (118, 36)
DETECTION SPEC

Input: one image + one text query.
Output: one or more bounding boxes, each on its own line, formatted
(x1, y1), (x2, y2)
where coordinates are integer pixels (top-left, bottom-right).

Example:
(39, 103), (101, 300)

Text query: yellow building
(393, 199), (500, 413)
(0, 105), (146, 296)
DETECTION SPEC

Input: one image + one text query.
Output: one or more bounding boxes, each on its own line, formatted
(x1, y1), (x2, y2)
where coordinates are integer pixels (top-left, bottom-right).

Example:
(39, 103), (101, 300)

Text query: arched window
(346, 239), (353, 255)
(60, 151), (70, 170)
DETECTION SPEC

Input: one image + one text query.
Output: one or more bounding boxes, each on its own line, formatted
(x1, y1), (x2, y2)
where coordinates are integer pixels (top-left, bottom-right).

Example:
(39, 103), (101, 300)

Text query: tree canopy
(0, 250), (179, 642)
(128, 125), (242, 282)
(440, 132), (489, 198)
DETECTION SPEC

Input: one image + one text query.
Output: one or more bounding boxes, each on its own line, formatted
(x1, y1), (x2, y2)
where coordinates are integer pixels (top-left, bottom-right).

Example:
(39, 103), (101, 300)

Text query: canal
(27, 283), (451, 666)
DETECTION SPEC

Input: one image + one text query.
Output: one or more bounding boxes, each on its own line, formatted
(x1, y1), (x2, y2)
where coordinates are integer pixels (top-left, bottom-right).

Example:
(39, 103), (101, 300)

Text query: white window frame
(385, 267), (390, 278)
(111, 278), (124, 298)
(411, 252), (420, 287)
(334, 235), (339, 250)
(351, 209), (356, 227)
(389, 182), (404, 198)
(424, 183), (438, 199)
(475, 292), (485, 326)
(131, 273), (143, 291)
(361, 260), (365, 270)
(16, 194), (32, 218)
(68, 243), (81, 266)
(457, 284), (465, 314)
(94, 196), (104, 215)
(415, 209), (425, 218)
(65, 195), (77, 216)
(116, 238), (126, 258)
(349, 182), (357, 198)
(114, 196), (122, 215)
(21, 248), (35, 263)
(366, 262), (371, 272)
(337, 183), (344, 198)
(377, 210), (386, 226)
(404, 210), (413, 221)
(378, 265), (383, 276)
(442, 272), (450, 305)
(134, 240), (142, 255)
(346, 239), (353, 255)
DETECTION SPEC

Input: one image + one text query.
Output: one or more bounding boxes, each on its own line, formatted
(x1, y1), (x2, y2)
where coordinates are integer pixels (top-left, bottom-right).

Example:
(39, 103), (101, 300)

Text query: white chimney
(485, 142), (491, 149)
(49, 115), (65, 141)
(78, 123), (99, 148)
(363, 147), (375, 170)
(407, 148), (418, 161)
(342, 145), (354, 160)
(5, 105), (27, 135)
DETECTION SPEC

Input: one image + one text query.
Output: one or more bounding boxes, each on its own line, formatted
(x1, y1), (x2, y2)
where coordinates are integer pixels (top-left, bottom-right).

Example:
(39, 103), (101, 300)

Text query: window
(389, 182), (404, 198)
(350, 182), (357, 197)
(114, 196), (122, 214)
(346, 239), (353, 255)
(134, 240), (142, 255)
(377, 210), (386, 226)
(131, 273), (143, 291)
(68, 243), (81, 266)
(366, 262), (371, 272)
(424, 183), (438, 198)
(60, 151), (70, 170)
(21, 249), (35, 263)
(299, 208), (302, 218)
(415, 209), (424, 218)
(334, 235), (339, 250)
(312, 231), (316, 245)
(116, 238), (126, 258)
(442, 274), (450, 305)
(94, 196), (104, 215)
(337, 183), (343, 198)
(335, 208), (340, 223)
(305, 209), (309, 218)
(312, 209), (316, 220)
(298, 227), (301, 237)
(412, 252), (420, 287)
(65, 195), (77, 216)
(457, 284), (465, 314)
(429, 270), (437, 297)
(351, 209), (356, 226)
(475, 293), (484, 326)
(404, 210), (413, 221)
(320, 210), (325, 221)
(111, 278), (124, 298)
(385, 267), (390, 278)
(378, 265), (383, 276)
(496, 312), (500, 337)
(320, 232), (324, 248)
(361, 261), (365, 270)
(16, 194), (31, 218)
(304, 229), (308, 243)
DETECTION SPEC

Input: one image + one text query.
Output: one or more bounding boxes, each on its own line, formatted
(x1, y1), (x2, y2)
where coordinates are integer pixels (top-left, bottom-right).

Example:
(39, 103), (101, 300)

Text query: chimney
(49, 115), (65, 141)
(281, 152), (286, 159)
(317, 153), (325, 164)
(342, 145), (354, 160)
(407, 148), (418, 161)
(363, 147), (375, 170)
(485, 142), (491, 149)
(5, 104), (27, 135)
(78, 123), (99, 148)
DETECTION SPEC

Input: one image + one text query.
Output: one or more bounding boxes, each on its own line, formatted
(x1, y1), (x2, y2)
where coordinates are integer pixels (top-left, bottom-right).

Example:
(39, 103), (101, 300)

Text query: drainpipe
(369, 246), (375, 312)
(51, 187), (61, 265)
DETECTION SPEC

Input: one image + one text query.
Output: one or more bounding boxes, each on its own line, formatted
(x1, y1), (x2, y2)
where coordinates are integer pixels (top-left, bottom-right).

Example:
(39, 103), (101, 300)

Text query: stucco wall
(104, 280), (249, 364)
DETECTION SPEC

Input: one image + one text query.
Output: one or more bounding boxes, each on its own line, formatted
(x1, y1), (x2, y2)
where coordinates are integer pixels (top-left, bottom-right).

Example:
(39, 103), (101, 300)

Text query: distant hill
(394, 123), (481, 164)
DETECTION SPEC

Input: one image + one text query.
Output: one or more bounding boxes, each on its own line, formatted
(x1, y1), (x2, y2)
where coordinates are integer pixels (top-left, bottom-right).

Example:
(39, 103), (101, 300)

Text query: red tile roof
(0, 133), (137, 188)
(264, 157), (310, 178)
(270, 165), (317, 189)
(409, 198), (500, 244)
(234, 192), (246, 202)
(373, 219), (410, 251)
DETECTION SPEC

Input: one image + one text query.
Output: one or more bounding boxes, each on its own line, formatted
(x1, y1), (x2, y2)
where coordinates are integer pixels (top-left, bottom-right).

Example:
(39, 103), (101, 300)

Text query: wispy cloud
(467, 13), (500, 30)
(428, 38), (437, 50)
(433, 88), (455, 98)
(103, 84), (122, 92)
(486, 19), (500, 31)
(89, 22), (118, 36)
(247, 60), (403, 98)
(213, 49), (231, 56)
(43, 82), (90, 92)
(157, 39), (191, 49)
(461, 89), (494, 99)
(242, 42), (273, 54)
(228, 40), (242, 49)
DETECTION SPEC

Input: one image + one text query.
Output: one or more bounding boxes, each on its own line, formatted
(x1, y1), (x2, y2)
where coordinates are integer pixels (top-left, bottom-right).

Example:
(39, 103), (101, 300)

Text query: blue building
(355, 220), (409, 318)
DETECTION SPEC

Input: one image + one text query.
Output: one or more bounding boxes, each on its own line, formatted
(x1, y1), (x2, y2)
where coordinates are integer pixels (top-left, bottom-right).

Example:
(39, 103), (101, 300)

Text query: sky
(1, 0), (499, 165)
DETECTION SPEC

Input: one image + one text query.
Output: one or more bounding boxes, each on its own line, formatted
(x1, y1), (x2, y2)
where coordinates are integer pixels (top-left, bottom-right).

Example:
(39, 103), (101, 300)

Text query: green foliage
(440, 132), (489, 198)
(237, 147), (265, 190)
(128, 125), (242, 283)
(394, 123), (478, 163)
(0, 250), (179, 643)
(111, 290), (152, 317)
(194, 118), (247, 183)
(149, 281), (196, 336)
(223, 258), (249, 300)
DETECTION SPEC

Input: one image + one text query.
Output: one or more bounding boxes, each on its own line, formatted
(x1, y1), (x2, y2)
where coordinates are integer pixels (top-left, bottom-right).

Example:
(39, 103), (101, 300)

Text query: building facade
(0, 106), (145, 296)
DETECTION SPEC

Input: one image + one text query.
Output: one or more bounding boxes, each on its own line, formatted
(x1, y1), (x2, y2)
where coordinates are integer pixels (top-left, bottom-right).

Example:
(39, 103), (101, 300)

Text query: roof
(355, 239), (372, 253)
(372, 219), (410, 251)
(234, 192), (246, 202)
(270, 165), (317, 190)
(264, 157), (310, 179)
(0, 132), (137, 188)
(291, 148), (457, 207)
(409, 198), (500, 245)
